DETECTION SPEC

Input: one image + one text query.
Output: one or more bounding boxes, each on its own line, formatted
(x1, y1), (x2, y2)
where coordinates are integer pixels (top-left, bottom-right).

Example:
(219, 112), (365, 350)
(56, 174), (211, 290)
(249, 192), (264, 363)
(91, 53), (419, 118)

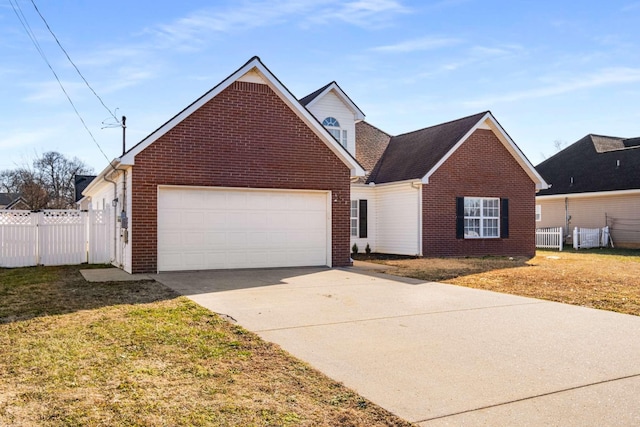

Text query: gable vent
(232, 81), (270, 93)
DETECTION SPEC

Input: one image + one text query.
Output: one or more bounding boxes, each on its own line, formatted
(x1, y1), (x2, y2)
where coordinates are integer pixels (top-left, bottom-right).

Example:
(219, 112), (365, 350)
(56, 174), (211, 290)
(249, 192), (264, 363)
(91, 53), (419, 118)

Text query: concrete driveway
(154, 266), (640, 426)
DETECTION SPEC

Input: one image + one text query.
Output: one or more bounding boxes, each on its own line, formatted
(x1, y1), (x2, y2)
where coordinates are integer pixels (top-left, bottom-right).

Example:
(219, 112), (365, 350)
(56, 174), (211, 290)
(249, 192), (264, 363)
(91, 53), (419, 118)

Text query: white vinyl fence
(0, 209), (111, 268)
(536, 227), (563, 251)
(573, 226), (610, 250)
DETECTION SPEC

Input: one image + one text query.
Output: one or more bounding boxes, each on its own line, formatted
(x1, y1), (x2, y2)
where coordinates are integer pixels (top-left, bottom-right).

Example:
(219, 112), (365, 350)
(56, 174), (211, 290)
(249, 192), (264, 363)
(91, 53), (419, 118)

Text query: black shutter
(501, 198), (509, 238)
(456, 197), (464, 239)
(359, 199), (368, 238)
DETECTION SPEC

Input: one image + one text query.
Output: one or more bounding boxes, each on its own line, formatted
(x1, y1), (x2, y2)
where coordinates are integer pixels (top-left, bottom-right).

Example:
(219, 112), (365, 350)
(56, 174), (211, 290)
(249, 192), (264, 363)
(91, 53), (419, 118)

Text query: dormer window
(322, 117), (347, 147)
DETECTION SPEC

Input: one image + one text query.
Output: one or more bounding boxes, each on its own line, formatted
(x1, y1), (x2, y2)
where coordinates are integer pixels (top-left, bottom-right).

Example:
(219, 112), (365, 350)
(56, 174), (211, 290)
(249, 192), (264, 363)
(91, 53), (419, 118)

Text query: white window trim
(350, 200), (358, 237)
(323, 117), (347, 148)
(535, 204), (542, 222)
(464, 197), (500, 239)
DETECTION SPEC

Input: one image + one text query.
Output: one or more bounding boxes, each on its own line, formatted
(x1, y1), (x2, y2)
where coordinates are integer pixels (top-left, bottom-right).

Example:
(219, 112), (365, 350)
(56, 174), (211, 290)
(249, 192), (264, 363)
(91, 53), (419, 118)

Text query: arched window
(322, 117), (347, 147)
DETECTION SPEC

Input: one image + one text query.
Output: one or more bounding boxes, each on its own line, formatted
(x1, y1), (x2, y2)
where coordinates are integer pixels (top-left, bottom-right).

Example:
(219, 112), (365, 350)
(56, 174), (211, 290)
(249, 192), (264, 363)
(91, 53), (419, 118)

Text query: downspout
(411, 181), (422, 256)
(564, 197), (570, 241)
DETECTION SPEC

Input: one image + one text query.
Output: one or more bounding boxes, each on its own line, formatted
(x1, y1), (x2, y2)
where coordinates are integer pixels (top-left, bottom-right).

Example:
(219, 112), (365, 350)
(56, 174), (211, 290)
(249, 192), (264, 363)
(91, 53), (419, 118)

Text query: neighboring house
(81, 57), (365, 274)
(83, 56), (546, 274)
(0, 193), (30, 210)
(535, 134), (640, 248)
(74, 175), (97, 208)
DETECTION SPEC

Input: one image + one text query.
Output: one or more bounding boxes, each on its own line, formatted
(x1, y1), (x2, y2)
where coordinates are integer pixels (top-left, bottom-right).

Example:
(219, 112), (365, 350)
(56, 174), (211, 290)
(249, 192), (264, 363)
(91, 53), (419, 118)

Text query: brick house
(82, 57), (364, 273)
(82, 57), (546, 273)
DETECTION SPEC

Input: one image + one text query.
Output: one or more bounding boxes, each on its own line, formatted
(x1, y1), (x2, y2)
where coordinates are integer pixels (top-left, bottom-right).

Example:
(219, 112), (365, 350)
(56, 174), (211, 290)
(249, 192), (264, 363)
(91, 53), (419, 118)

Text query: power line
(8, 0), (113, 165)
(28, 0), (119, 123)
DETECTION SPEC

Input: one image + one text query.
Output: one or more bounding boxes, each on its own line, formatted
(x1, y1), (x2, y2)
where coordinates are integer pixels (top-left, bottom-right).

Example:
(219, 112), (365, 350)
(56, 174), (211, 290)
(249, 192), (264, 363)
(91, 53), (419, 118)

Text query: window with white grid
(464, 197), (500, 238)
(350, 200), (358, 237)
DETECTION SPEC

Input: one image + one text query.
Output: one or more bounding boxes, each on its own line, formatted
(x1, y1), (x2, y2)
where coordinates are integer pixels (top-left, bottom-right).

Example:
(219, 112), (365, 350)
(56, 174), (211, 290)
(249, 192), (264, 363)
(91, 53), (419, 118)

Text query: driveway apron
(153, 267), (640, 426)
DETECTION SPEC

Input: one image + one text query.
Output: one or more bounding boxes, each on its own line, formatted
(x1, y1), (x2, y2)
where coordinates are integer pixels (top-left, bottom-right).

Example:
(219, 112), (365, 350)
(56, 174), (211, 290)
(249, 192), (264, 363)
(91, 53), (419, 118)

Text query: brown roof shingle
(355, 121), (391, 183)
(366, 111), (488, 184)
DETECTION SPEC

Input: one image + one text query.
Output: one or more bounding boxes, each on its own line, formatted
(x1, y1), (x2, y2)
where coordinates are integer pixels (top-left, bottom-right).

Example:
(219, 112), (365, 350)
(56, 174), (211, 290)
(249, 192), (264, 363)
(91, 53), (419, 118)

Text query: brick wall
(422, 129), (536, 257)
(131, 81), (351, 273)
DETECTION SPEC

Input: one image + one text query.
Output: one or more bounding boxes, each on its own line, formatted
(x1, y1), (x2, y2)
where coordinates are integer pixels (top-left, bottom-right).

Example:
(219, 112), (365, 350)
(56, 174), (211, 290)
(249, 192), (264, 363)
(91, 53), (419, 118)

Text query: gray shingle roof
(536, 134), (640, 196)
(0, 193), (20, 206)
(366, 111), (488, 184)
(299, 82), (334, 106)
(75, 175), (97, 202)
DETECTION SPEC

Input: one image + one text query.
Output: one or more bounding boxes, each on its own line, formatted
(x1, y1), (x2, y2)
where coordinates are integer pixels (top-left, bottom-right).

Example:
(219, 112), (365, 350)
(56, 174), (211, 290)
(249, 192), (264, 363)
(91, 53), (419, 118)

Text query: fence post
(559, 229), (563, 251)
(573, 227), (578, 250)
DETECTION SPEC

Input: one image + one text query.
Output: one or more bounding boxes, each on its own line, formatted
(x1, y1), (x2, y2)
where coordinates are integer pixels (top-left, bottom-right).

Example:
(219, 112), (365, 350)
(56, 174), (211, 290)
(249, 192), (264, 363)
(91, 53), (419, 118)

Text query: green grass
(0, 265), (411, 426)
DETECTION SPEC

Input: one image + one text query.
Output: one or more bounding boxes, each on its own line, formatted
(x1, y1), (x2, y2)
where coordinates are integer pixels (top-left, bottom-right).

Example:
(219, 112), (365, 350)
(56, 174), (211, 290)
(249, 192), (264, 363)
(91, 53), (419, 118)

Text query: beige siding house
(536, 134), (640, 248)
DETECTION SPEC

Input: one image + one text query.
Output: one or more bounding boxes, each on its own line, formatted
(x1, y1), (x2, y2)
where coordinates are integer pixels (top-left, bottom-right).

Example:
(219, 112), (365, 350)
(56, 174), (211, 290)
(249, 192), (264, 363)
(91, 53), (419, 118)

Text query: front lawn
(359, 249), (640, 316)
(0, 265), (410, 426)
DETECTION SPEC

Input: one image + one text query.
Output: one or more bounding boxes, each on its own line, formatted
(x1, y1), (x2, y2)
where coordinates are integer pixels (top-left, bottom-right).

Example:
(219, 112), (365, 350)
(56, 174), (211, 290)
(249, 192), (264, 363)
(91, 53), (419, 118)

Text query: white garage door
(158, 187), (329, 271)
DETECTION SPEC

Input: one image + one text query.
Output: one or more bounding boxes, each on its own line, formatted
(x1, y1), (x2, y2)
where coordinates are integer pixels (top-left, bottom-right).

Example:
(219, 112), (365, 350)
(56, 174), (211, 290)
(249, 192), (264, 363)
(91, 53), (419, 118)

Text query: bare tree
(0, 151), (93, 209)
(541, 139), (570, 161)
(553, 139), (568, 152)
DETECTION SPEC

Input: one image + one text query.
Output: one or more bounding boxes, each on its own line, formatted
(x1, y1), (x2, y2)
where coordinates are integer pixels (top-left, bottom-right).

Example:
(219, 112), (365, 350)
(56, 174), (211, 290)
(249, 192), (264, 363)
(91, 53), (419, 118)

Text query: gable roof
(119, 57), (364, 177)
(299, 81), (365, 121)
(536, 134), (640, 196)
(74, 175), (97, 202)
(368, 112), (486, 184)
(365, 111), (547, 190)
(0, 193), (29, 210)
(0, 193), (19, 206)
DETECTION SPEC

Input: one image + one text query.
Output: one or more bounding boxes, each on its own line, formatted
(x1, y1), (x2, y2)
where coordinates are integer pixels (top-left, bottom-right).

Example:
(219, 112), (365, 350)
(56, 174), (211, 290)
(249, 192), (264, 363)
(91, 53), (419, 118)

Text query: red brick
(422, 129), (535, 257)
(130, 81), (351, 273)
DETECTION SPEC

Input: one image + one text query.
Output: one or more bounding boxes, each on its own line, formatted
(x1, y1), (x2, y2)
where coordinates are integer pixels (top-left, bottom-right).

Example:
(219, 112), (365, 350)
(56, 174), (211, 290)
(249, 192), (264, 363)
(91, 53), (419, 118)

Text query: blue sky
(1, 0), (639, 173)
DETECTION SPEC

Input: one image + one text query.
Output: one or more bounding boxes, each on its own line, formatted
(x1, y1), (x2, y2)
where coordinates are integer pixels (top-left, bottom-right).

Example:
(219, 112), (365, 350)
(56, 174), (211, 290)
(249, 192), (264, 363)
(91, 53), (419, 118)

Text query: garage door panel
(252, 232), (270, 248)
(204, 232), (226, 247)
(227, 192), (248, 209)
(159, 231), (183, 247)
(158, 188), (328, 271)
(183, 232), (205, 246)
(246, 212), (268, 230)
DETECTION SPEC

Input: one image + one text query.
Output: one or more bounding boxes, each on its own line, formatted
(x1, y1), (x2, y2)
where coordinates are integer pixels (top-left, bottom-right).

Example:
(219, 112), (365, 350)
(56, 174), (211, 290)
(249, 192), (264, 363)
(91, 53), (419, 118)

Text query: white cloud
(151, 0), (324, 47)
(411, 43), (523, 80)
(312, 0), (409, 27)
(463, 67), (640, 108)
(152, 0), (408, 47)
(371, 36), (461, 53)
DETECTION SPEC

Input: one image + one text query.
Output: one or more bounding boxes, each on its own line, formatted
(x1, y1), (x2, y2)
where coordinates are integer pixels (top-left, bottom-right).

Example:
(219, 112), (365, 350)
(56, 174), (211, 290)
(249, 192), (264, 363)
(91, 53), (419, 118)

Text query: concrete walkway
(153, 267), (640, 426)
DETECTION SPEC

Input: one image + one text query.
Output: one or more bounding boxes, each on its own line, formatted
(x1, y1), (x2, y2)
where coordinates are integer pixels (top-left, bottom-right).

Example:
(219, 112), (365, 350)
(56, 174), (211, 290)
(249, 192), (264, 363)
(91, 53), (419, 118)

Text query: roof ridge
(393, 111), (488, 138)
(589, 133), (626, 140)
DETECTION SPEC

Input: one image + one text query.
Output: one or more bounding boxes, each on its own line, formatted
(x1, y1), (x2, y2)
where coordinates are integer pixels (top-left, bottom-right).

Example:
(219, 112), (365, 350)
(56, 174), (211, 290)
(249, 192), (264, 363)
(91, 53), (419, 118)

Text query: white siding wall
(306, 90), (357, 156)
(375, 183), (421, 255)
(82, 167), (133, 271)
(350, 186), (376, 253)
(537, 192), (640, 247)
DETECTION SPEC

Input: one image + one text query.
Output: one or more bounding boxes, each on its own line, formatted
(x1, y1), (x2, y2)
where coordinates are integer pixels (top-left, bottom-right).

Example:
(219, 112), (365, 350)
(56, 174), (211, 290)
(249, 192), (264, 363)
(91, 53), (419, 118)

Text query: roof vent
(570, 176), (574, 186)
(616, 159), (621, 168)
